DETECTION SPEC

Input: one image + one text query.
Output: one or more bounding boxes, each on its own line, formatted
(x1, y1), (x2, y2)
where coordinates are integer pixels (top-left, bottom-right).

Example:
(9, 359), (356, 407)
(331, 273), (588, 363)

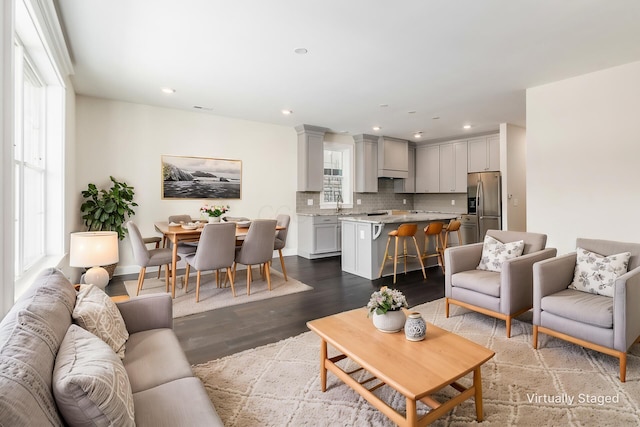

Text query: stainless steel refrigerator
(461, 172), (502, 244)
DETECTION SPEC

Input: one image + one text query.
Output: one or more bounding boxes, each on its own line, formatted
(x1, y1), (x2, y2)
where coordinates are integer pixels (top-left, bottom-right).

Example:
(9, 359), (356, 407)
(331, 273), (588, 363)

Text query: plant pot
(208, 216), (221, 223)
(372, 310), (406, 333)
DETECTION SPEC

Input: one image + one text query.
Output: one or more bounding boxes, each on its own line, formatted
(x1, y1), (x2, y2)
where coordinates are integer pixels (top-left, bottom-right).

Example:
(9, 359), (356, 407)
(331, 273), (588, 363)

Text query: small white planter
(372, 310), (406, 333)
(208, 216), (221, 223)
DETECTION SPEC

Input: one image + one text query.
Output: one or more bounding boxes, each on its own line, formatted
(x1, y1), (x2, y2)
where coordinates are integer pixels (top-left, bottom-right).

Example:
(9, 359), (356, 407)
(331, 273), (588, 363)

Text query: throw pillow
(72, 284), (129, 358)
(53, 325), (135, 426)
(477, 235), (525, 273)
(568, 247), (631, 297)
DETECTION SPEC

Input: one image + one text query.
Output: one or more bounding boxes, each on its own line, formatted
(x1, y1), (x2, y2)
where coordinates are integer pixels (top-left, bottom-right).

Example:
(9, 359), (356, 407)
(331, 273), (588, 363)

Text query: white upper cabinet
(296, 124), (328, 191)
(439, 141), (468, 193)
(378, 136), (409, 178)
(415, 145), (440, 193)
(468, 135), (500, 172)
(354, 134), (378, 193)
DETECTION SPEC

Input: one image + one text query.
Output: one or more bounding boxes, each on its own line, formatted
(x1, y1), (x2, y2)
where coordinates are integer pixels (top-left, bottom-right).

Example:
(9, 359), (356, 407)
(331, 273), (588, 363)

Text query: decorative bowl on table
(236, 220), (251, 228)
(181, 222), (199, 230)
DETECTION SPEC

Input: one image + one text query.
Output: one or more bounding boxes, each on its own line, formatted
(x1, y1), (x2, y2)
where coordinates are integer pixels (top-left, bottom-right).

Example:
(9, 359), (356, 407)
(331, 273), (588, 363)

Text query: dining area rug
(192, 298), (640, 426)
(124, 269), (313, 318)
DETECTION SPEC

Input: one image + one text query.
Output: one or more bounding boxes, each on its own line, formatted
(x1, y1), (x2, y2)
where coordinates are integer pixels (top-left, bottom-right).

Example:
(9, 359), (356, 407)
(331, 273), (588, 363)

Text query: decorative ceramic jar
(208, 216), (221, 223)
(404, 312), (426, 341)
(372, 310), (406, 333)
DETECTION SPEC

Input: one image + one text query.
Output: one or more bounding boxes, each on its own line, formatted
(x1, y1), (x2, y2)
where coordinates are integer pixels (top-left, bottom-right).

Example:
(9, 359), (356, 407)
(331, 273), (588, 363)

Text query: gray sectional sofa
(0, 268), (223, 426)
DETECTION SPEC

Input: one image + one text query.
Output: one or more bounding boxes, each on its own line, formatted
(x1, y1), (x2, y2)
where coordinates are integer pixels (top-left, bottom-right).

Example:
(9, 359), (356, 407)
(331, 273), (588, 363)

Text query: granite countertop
(338, 212), (458, 224)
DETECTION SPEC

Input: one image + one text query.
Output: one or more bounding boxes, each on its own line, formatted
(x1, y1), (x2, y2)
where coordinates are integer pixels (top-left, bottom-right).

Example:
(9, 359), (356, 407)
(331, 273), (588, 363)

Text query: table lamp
(69, 231), (119, 289)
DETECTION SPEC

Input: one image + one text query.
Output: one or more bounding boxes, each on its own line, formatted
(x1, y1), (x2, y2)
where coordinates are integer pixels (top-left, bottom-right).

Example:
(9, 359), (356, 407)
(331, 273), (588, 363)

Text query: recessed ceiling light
(408, 111), (416, 114)
(373, 126), (381, 131)
(161, 87), (175, 94)
(193, 106), (213, 111)
(282, 109), (293, 115)
(294, 48), (308, 55)
(463, 124), (471, 129)
(432, 116), (440, 120)
(414, 132), (422, 138)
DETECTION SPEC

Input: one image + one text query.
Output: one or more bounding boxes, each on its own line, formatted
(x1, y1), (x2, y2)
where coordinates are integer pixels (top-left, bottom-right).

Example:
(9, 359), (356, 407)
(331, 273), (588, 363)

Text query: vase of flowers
(200, 204), (230, 223)
(367, 286), (408, 333)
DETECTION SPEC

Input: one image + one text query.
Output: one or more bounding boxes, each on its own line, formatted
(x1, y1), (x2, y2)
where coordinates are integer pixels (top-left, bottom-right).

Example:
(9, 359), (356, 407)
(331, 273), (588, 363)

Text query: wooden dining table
(154, 221), (283, 298)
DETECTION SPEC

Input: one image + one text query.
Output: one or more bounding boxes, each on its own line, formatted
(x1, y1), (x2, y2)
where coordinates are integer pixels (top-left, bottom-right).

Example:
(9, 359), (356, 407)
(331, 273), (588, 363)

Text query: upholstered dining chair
(233, 219), (277, 296)
(444, 229), (557, 337)
(157, 214), (198, 279)
(533, 238), (640, 382)
(127, 221), (176, 296)
(273, 214), (291, 281)
(183, 223), (237, 302)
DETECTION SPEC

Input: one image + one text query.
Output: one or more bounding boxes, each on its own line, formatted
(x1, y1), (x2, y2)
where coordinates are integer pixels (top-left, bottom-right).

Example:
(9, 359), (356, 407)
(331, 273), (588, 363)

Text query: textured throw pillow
(477, 235), (525, 273)
(568, 247), (631, 297)
(53, 325), (135, 426)
(73, 284), (129, 358)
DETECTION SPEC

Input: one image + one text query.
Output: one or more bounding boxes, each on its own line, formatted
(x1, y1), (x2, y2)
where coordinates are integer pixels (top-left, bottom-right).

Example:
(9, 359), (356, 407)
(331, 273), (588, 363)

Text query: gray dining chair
(158, 214), (198, 279)
(273, 214), (290, 281)
(183, 222), (237, 302)
(127, 221), (177, 295)
(233, 219), (277, 296)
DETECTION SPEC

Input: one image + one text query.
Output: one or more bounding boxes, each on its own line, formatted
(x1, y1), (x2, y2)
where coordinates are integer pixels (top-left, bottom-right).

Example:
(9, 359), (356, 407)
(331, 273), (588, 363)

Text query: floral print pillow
(568, 247), (631, 297)
(477, 235), (525, 273)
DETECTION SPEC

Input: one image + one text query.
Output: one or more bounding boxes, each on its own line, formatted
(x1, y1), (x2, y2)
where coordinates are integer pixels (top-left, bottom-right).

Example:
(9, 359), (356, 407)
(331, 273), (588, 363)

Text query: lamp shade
(69, 231), (119, 267)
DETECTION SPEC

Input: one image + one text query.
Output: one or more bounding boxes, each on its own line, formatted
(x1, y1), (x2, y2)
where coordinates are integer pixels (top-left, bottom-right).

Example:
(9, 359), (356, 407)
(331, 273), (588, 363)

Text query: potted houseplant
(200, 204), (230, 223)
(367, 286), (408, 333)
(80, 176), (137, 277)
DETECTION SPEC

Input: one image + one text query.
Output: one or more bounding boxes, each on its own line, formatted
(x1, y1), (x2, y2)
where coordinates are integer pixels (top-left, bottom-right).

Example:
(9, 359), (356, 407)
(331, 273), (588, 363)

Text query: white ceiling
(54, 0), (640, 142)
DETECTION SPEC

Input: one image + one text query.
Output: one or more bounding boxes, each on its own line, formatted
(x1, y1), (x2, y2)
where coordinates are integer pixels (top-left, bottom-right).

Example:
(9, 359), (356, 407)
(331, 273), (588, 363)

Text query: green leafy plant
(81, 176), (137, 240)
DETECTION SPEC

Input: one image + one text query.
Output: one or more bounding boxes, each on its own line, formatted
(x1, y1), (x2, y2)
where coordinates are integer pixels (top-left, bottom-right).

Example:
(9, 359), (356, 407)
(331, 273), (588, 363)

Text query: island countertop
(339, 212), (458, 224)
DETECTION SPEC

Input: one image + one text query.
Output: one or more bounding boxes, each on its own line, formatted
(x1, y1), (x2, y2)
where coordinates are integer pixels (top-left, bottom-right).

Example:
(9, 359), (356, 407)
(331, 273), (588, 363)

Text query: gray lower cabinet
(298, 215), (341, 259)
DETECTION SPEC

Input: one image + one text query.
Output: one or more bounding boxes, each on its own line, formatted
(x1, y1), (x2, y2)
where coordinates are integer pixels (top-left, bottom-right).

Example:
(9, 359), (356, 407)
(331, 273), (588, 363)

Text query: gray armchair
(533, 238), (640, 382)
(445, 229), (557, 337)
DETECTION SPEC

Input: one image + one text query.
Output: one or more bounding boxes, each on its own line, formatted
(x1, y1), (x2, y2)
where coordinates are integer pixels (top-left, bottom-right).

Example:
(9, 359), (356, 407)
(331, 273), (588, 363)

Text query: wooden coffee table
(306, 308), (495, 426)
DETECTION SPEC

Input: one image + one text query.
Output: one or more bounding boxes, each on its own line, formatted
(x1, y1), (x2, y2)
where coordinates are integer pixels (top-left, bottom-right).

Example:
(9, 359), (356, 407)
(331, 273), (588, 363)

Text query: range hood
(378, 136), (409, 179)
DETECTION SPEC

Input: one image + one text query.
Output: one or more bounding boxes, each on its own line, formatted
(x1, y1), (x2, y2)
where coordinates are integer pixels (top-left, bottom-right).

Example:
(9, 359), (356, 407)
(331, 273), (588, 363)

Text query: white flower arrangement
(200, 204), (230, 217)
(367, 286), (408, 316)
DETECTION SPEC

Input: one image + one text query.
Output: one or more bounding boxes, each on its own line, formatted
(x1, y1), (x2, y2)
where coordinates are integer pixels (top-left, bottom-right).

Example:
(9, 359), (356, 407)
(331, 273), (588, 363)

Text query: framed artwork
(161, 155), (242, 199)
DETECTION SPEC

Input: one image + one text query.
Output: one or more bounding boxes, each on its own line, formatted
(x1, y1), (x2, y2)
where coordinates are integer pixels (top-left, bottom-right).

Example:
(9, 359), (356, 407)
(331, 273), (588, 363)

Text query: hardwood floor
(106, 256), (445, 365)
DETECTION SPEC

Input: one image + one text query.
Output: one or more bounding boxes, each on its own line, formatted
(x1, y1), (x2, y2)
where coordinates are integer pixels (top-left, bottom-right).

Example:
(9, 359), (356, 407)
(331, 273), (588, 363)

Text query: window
(321, 142), (352, 209)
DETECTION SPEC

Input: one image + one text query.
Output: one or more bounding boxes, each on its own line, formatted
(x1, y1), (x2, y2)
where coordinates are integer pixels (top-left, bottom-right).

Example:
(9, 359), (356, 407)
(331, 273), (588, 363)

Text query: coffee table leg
(320, 339), (327, 392)
(406, 397), (417, 426)
(474, 366), (483, 421)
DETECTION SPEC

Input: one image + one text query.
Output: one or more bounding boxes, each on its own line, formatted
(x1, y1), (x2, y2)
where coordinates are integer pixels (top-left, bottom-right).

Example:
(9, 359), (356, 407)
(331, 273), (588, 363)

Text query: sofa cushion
(477, 235), (524, 273)
(133, 377), (223, 427)
(124, 329), (194, 393)
(568, 247), (630, 297)
(451, 269), (501, 297)
(73, 284), (129, 358)
(541, 288), (613, 328)
(53, 325), (135, 426)
(0, 269), (76, 427)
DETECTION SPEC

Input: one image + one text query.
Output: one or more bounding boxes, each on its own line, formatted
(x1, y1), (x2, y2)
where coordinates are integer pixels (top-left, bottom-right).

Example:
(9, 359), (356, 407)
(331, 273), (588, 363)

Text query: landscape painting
(162, 155), (242, 199)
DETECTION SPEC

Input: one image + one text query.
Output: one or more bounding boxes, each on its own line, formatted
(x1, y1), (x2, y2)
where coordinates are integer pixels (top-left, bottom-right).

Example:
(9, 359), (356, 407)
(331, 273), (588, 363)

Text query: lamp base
(84, 266), (110, 290)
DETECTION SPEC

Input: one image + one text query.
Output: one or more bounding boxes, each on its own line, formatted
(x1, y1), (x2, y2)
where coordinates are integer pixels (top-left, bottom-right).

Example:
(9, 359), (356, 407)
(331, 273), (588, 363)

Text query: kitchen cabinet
(394, 145), (415, 193)
(296, 124), (328, 191)
(354, 134), (378, 193)
(378, 136), (408, 178)
(298, 215), (341, 259)
(439, 141), (468, 192)
(468, 135), (500, 172)
(415, 145), (439, 193)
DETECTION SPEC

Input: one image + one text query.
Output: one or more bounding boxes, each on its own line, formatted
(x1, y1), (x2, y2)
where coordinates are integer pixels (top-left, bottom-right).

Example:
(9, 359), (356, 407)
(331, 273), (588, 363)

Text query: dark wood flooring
(106, 256), (445, 365)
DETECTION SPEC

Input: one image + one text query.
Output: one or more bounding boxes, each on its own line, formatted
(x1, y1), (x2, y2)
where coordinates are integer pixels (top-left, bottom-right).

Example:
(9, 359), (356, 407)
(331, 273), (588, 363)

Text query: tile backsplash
(296, 179), (467, 215)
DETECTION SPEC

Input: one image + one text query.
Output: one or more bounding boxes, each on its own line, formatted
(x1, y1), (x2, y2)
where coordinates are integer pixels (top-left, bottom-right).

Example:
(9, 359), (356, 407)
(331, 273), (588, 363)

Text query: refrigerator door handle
(475, 180), (482, 241)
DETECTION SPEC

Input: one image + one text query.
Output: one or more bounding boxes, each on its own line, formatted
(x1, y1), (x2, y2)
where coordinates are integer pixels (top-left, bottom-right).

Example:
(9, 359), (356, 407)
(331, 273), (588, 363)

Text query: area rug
(124, 269), (312, 318)
(192, 299), (640, 426)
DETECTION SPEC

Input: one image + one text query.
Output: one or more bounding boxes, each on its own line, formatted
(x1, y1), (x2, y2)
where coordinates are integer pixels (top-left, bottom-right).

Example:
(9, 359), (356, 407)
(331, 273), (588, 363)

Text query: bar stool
(378, 223), (426, 284)
(443, 219), (462, 250)
(422, 222), (445, 273)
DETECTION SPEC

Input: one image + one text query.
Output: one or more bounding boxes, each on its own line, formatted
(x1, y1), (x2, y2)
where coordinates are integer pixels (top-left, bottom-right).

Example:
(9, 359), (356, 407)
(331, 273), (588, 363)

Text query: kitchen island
(341, 213), (458, 280)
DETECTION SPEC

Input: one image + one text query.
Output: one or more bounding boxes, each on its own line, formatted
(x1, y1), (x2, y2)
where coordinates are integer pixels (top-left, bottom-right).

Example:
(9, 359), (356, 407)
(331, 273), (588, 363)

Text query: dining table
(154, 221), (284, 298)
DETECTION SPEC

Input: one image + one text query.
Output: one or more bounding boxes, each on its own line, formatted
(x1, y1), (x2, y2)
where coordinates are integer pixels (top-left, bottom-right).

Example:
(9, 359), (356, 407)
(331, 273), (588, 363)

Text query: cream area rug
(192, 299), (640, 426)
(124, 269), (312, 318)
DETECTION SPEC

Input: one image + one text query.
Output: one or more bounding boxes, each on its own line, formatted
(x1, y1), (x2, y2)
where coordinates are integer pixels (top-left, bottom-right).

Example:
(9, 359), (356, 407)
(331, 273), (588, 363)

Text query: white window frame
(320, 142), (353, 210)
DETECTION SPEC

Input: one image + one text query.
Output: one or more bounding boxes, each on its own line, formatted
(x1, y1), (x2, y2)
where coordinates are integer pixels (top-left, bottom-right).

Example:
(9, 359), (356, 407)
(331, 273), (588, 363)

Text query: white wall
(500, 123), (526, 232)
(75, 96), (298, 275)
(527, 61), (640, 255)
